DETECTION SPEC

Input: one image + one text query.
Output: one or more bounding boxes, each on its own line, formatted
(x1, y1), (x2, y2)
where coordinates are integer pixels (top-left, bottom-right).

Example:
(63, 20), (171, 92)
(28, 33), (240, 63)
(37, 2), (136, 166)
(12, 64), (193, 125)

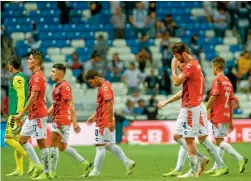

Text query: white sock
(64, 146), (84, 163)
(213, 146), (224, 169)
(50, 147), (59, 172)
(174, 146), (187, 172)
(201, 139), (225, 168)
(105, 144), (130, 167)
(23, 142), (40, 165)
(188, 154), (198, 174)
(219, 141), (243, 161)
(41, 148), (49, 173)
(177, 137), (204, 159)
(93, 146), (106, 173)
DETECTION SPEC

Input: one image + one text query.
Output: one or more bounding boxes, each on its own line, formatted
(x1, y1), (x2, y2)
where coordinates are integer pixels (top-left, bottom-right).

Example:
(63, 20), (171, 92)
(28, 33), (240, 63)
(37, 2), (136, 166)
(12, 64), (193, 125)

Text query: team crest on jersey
(35, 77), (39, 82)
(104, 86), (108, 91)
(17, 79), (22, 84)
(65, 86), (70, 91)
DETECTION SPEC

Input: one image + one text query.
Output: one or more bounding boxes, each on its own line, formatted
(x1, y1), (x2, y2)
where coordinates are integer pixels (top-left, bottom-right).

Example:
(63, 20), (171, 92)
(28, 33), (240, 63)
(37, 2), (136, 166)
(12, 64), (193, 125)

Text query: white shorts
(212, 123), (229, 138)
(52, 123), (70, 144)
(175, 108), (186, 135)
(95, 127), (115, 144)
(200, 102), (208, 131)
(20, 117), (47, 139)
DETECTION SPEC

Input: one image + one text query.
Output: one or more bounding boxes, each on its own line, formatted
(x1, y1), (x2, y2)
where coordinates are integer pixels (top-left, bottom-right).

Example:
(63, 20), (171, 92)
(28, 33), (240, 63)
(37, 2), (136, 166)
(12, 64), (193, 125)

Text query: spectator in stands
(108, 53), (124, 82)
(147, 12), (157, 38)
(1, 92), (8, 116)
(148, 1), (156, 13)
(246, 32), (251, 58)
(1, 63), (12, 96)
(136, 49), (150, 72)
(213, 6), (230, 37)
(190, 34), (203, 62)
(128, 88), (141, 105)
(123, 1), (136, 22)
(226, 66), (237, 93)
(203, 2), (213, 22)
(237, 51), (251, 80)
(139, 33), (152, 57)
(1, 25), (15, 63)
(130, 1), (148, 37)
(163, 14), (178, 37)
(159, 69), (171, 95)
(239, 70), (251, 94)
(155, 21), (165, 38)
(58, 1), (72, 24)
(160, 32), (172, 68)
(144, 68), (160, 95)
(89, 2), (102, 24)
(28, 22), (41, 50)
(110, 7), (126, 39)
(226, 1), (240, 29)
(122, 62), (142, 94)
(21, 53), (32, 79)
(237, 2), (250, 45)
(133, 99), (146, 115)
(110, 1), (121, 15)
(92, 34), (109, 65)
(144, 93), (159, 120)
(84, 52), (101, 74)
(67, 51), (83, 79)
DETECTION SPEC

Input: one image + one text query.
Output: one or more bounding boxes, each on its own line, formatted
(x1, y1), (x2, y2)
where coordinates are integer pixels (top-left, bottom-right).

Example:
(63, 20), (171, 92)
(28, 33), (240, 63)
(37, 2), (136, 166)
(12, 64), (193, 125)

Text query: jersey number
(224, 91), (230, 108)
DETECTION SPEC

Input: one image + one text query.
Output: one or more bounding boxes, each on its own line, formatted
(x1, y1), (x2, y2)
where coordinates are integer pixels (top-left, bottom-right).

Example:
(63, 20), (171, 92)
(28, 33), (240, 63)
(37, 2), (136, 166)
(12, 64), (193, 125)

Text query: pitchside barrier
(1, 119), (251, 147)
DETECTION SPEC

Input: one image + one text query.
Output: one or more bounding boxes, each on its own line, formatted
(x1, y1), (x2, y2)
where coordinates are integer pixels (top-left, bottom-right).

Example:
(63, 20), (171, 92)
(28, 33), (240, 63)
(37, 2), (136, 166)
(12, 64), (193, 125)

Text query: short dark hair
(171, 42), (190, 54)
(212, 57), (225, 70)
(8, 56), (21, 70)
(30, 50), (44, 65)
(52, 63), (66, 74)
(129, 62), (135, 67)
(85, 70), (101, 81)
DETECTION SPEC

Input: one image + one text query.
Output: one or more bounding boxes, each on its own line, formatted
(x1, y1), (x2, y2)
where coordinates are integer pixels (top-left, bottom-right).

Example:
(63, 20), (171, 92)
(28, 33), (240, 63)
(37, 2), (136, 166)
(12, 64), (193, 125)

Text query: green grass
(1, 143), (251, 181)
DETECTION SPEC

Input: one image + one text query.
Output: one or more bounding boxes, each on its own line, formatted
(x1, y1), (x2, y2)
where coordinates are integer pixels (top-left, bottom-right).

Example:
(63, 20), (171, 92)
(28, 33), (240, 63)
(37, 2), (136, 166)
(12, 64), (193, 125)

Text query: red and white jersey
(181, 59), (204, 108)
(210, 74), (234, 124)
(28, 70), (47, 119)
(96, 81), (115, 128)
(52, 80), (72, 126)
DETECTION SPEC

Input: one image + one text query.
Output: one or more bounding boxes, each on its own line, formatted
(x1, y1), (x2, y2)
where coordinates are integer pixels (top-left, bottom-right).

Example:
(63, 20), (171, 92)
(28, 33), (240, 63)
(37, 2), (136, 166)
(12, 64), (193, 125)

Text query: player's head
(177, 60), (186, 72)
(212, 57), (225, 75)
(51, 63), (66, 82)
(171, 42), (190, 63)
(8, 56), (21, 73)
(85, 70), (103, 87)
(28, 50), (44, 70)
(129, 62), (136, 70)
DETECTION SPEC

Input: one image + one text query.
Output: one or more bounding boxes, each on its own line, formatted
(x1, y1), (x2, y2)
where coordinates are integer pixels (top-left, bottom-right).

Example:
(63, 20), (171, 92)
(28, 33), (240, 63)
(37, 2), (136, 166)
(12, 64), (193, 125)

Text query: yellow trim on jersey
(13, 75), (25, 113)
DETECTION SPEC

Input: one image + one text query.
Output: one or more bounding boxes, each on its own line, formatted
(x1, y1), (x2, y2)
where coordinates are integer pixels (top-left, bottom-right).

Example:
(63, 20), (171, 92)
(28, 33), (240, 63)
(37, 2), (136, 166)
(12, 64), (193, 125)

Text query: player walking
(85, 70), (136, 176)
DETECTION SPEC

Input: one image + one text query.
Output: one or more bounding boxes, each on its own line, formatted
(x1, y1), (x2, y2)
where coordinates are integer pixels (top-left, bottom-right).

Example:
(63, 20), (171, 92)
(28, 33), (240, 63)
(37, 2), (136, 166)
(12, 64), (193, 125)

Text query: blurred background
(1, 1), (251, 145)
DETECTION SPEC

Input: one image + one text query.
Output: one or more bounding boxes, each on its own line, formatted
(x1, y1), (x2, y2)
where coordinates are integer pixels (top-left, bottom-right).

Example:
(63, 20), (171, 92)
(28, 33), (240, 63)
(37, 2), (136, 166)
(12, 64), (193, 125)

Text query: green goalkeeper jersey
(8, 72), (28, 115)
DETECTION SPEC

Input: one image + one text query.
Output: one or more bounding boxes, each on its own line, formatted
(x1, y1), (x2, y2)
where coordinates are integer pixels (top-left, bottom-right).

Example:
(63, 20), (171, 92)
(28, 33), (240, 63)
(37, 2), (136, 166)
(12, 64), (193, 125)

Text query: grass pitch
(1, 143), (251, 181)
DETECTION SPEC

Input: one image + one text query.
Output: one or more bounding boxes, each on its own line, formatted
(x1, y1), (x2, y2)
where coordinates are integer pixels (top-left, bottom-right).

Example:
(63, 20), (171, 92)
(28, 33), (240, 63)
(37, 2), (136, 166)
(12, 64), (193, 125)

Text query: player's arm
(68, 100), (81, 133)
(106, 99), (115, 131)
(47, 105), (53, 115)
(158, 90), (182, 109)
(206, 95), (217, 111)
(87, 112), (96, 125)
(171, 58), (187, 86)
(13, 76), (26, 113)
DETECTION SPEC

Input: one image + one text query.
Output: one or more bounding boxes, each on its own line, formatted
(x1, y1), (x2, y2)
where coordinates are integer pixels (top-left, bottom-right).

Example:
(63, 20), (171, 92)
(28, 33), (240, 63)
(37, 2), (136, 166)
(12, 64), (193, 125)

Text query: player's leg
(104, 128), (135, 176)
(89, 127), (106, 176)
(19, 119), (43, 179)
(215, 124), (248, 173)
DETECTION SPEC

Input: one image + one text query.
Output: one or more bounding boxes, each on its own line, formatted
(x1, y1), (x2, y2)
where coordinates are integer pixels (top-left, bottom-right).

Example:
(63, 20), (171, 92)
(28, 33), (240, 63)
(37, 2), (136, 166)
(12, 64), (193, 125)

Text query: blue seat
(230, 45), (243, 53)
(76, 47), (90, 56)
(205, 52), (217, 61)
(38, 2), (57, 9)
(206, 37), (223, 45)
(4, 3), (24, 10)
(130, 46), (140, 54)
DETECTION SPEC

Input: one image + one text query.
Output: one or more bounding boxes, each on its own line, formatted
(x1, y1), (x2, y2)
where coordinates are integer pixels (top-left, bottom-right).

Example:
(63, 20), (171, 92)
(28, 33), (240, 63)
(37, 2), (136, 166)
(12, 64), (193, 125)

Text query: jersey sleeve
(211, 79), (220, 96)
(13, 76), (26, 113)
(61, 84), (72, 100)
(31, 75), (42, 92)
(181, 63), (193, 78)
(101, 83), (113, 101)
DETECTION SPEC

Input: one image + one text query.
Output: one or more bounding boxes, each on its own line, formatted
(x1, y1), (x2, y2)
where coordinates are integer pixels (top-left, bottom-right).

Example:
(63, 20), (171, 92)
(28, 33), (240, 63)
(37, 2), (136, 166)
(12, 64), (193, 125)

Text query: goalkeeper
(4, 56), (34, 176)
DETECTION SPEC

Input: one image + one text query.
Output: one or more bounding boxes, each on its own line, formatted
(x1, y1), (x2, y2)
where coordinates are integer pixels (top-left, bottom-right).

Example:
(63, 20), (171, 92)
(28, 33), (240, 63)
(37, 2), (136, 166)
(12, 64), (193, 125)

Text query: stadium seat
(47, 47), (61, 55)
(109, 47), (131, 55)
(11, 32), (25, 41)
(218, 52), (234, 60)
(71, 39), (85, 48)
(191, 8), (206, 17)
(149, 46), (160, 54)
(215, 45), (230, 52)
(230, 45), (243, 53)
(113, 39), (127, 47)
(61, 47), (76, 55)
(95, 31), (109, 40)
(223, 37), (238, 45)
(24, 3), (37, 11)
(205, 30), (215, 38)
(50, 54), (66, 63)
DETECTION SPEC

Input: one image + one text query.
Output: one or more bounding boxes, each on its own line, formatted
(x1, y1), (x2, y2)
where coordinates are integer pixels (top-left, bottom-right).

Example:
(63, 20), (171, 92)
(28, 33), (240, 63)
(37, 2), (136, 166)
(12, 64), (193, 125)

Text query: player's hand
(73, 122), (81, 133)
(157, 100), (167, 109)
(171, 58), (178, 70)
(228, 123), (234, 133)
(109, 122), (115, 132)
(14, 113), (23, 122)
(16, 119), (24, 127)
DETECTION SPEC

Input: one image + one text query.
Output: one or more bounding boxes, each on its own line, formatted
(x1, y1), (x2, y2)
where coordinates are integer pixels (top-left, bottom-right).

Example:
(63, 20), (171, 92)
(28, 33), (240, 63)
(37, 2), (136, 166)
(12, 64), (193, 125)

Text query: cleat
(211, 167), (229, 177)
(198, 157), (210, 176)
(30, 164), (43, 179)
(125, 160), (136, 176)
(177, 170), (198, 178)
(204, 168), (216, 174)
(27, 164), (35, 176)
(81, 160), (92, 177)
(163, 170), (182, 177)
(49, 172), (57, 179)
(32, 172), (49, 180)
(6, 170), (23, 176)
(239, 157), (248, 173)
(89, 170), (100, 177)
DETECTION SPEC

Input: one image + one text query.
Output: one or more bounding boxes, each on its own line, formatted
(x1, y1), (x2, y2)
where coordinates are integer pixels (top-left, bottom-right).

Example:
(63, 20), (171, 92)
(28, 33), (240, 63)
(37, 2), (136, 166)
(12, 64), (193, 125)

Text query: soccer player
(14, 50), (49, 179)
(170, 42), (227, 178)
(46, 63), (92, 179)
(158, 61), (209, 177)
(4, 56), (34, 176)
(85, 70), (136, 176)
(205, 57), (248, 174)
